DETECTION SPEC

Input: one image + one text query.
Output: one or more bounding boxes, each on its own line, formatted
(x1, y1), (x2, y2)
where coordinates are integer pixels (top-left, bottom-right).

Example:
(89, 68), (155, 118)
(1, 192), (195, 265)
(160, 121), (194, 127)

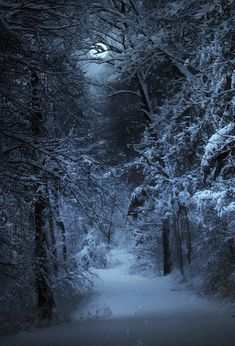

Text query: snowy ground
(1, 249), (235, 346)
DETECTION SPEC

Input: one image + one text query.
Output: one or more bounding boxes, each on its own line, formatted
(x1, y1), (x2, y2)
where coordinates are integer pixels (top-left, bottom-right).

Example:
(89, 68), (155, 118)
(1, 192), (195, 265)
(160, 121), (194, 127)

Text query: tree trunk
(34, 193), (55, 319)
(53, 190), (68, 270)
(162, 220), (171, 275)
(57, 219), (68, 265)
(183, 207), (192, 264)
(136, 69), (153, 122)
(173, 216), (184, 275)
(31, 70), (44, 136)
(31, 70), (54, 319)
(107, 224), (112, 245)
(48, 203), (58, 277)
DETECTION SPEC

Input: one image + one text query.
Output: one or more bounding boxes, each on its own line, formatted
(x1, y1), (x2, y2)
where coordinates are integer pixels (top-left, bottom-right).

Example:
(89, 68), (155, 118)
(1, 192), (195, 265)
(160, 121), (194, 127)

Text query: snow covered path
(2, 249), (235, 346)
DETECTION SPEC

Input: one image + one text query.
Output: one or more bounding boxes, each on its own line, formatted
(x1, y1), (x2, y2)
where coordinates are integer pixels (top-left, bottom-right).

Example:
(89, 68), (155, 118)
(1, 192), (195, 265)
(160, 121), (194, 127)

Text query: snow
(193, 188), (235, 217)
(201, 122), (234, 168)
(178, 190), (190, 206)
(131, 186), (144, 201)
(75, 249), (211, 319)
(1, 249), (235, 346)
(73, 249), (233, 319)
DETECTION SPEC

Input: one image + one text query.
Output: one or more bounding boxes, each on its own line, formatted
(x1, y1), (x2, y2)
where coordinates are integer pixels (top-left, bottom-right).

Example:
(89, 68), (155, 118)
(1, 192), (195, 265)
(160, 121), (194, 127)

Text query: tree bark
(162, 220), (171, 275)
(173, 215), (184, 275)
(34, 193), (55, 320)
(48, 202), (58, 277)
(32, 70), (54, 319)
(57, 219), (68, 265)
(136, 69), (153, 122)
(183, 207), (192, 264)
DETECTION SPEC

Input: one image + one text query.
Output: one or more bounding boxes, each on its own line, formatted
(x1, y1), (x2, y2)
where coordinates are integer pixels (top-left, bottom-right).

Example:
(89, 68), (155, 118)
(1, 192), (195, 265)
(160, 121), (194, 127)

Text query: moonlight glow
(90, 42), (109, 59)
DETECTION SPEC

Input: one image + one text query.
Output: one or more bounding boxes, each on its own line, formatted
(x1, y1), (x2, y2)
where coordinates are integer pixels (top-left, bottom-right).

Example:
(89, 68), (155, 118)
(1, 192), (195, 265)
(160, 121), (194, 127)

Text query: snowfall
(1, 249), (235, 346)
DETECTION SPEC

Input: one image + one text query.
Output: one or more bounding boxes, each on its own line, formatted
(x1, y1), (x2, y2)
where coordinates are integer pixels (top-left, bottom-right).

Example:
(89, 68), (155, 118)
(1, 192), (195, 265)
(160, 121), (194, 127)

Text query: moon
(89, 43), (109, 59)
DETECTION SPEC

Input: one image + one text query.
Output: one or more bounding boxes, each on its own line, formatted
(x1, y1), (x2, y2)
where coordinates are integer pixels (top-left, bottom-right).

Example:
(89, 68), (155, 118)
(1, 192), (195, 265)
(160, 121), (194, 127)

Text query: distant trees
(88, 0), (157, 122)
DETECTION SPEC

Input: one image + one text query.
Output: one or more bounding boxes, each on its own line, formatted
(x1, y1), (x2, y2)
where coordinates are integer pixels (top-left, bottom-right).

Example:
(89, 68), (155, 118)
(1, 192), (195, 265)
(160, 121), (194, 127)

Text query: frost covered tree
(0, 0), (113, 333)
(124, 0), (235, 290)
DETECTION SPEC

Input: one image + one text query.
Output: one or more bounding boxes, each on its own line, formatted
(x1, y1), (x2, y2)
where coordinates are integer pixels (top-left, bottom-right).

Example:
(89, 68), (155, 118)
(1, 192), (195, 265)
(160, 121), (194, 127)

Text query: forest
(0, 1), (234, 345)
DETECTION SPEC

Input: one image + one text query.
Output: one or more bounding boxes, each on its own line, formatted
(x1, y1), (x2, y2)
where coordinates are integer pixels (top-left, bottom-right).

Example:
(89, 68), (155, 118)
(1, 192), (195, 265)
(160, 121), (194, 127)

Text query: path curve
(1, 249), (235, 346)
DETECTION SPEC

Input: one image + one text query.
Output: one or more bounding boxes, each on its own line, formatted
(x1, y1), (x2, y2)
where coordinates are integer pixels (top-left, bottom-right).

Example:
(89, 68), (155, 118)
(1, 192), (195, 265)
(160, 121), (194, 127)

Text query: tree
(0, 0), (100, 329)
